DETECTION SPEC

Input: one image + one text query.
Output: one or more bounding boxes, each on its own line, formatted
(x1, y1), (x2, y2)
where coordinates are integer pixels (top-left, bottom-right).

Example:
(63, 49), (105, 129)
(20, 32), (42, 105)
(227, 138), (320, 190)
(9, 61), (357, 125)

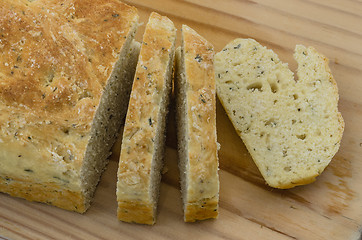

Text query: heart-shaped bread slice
(214, 39), (344, 189)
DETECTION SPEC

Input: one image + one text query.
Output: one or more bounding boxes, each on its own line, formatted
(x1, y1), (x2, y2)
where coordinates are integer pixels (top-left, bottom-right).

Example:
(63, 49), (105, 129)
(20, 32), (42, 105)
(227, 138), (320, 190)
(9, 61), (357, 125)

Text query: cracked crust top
(0, 0), (138, 210)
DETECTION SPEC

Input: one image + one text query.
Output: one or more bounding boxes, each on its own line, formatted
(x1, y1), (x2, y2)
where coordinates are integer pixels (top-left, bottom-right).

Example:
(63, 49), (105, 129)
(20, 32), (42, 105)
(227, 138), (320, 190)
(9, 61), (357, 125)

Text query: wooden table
(1, 1), (362, 239)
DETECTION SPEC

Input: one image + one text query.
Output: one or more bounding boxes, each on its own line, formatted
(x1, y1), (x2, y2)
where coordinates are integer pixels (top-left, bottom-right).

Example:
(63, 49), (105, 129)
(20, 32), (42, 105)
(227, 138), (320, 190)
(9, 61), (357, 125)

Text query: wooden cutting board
(1, 1), (362, 239)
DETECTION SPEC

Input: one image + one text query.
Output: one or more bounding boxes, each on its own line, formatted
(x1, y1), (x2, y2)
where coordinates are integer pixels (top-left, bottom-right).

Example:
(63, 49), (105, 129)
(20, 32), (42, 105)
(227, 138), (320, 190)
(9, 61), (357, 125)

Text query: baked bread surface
(117, 12), (176, 225)
(214, 39), (344, 189)
(0, 0), (139, 212)
(175, 25), (219, 222)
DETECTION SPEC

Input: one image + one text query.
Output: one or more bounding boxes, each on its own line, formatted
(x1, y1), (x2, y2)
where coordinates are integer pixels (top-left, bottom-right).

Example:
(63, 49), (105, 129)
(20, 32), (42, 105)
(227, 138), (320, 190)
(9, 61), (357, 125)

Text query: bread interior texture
(81, 34), (140, 209)
(214, 39), (344, 188)
(175, 47), (190, 213)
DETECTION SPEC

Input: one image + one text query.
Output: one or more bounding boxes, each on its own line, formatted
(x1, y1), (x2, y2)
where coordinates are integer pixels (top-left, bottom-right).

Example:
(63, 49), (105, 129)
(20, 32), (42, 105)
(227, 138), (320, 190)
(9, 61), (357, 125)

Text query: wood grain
(1, 0), (362, 239)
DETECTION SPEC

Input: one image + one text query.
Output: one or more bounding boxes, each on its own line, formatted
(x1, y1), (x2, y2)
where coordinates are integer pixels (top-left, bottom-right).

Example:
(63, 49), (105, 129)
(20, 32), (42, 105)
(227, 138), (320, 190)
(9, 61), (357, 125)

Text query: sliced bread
(117, 12), (176, 225)
(175, 25), (219, 222)
(214, 39), (344, 189)
(0, 0), (139, 212)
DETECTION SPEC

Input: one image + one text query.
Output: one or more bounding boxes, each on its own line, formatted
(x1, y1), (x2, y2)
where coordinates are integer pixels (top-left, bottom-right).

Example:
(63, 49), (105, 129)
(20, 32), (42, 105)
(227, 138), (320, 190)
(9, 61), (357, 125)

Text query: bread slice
(117, 12), (176, 225)
(214, 38), (344, 189)
(0, 0), (139, 212)
(175, 25), (219, 222)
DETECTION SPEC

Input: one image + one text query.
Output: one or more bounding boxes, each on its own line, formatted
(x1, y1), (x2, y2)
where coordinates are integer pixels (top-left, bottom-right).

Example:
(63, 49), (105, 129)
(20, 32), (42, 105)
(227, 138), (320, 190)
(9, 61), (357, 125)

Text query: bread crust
(184, 196), (219, 222)
(117, 12), (176, 224)
(0, 0), (138, 212)
(0, 177), (85, 212)
(117, 201), (154, 225)
(176, 25), (219, 222)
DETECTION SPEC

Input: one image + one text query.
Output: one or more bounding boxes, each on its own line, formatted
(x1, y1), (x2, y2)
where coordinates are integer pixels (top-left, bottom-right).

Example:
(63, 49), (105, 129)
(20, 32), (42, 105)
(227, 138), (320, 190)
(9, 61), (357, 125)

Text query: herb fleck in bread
(214, 39), (344, 189)
(0, 0), (139, 212)
(175, 25), (219, 222)
(117, 12), (176, 225)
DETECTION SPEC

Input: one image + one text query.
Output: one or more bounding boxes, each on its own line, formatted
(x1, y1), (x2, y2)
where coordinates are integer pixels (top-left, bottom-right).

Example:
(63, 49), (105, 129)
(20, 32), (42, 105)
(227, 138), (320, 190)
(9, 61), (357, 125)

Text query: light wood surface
(1, 1), (362, 239)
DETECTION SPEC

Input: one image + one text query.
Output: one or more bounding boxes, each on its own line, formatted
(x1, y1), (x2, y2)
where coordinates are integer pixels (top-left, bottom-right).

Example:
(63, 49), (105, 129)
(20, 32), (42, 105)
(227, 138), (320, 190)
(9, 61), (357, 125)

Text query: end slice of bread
(175, 25), (219, 222)
(214, 39), (344, 189)
(116, 12), (176, 225)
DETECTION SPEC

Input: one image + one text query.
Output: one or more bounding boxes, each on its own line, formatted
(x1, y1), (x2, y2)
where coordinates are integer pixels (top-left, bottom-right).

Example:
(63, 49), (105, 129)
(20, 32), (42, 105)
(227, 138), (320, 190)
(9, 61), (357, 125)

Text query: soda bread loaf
(175, 25), (219, 222)
(0, 0), (139, 212)
(117, 12), (176, 225)
(214, 39), (344, 189)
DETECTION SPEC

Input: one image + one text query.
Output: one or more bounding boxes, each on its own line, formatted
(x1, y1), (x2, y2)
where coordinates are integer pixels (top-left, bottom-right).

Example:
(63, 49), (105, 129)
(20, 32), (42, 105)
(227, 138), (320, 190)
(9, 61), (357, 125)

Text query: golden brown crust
(117, 12), (176, 225)
(0, 0), (138, 120)
(181, 25), (219, 221)
(117, 201), (154, 225)
(0, 176), (85, 213)
(0, 0), (138, 211)
(184, 197), (218, 222)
